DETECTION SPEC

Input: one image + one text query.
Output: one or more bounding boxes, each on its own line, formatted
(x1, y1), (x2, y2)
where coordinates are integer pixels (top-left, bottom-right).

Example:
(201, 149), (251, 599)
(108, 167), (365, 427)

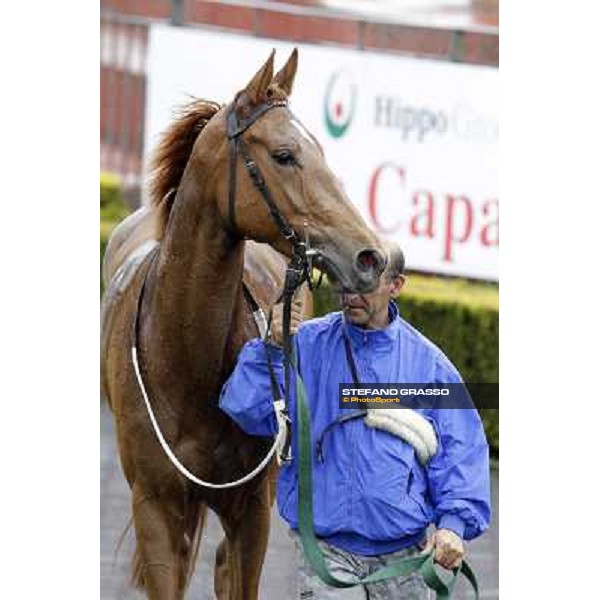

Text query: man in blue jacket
(219, 244), (490, 599)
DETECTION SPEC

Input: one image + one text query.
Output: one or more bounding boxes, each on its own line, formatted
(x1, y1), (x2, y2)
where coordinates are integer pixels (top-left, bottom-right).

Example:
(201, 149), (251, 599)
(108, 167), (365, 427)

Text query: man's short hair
(383, 242), (405, 281)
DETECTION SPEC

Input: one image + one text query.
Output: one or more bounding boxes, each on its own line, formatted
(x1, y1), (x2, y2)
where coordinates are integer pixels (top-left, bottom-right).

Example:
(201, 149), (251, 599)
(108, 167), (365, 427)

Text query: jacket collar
(343, 301), (400, 347)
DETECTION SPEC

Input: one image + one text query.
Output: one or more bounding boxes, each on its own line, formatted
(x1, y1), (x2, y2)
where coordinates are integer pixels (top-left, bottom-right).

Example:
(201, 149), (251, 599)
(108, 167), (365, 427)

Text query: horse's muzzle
(315, 247), (385, 294)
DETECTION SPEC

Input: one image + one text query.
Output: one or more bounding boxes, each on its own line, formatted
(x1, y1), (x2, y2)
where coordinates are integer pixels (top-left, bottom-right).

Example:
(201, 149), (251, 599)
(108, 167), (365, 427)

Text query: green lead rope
(292, 350), (479, 599)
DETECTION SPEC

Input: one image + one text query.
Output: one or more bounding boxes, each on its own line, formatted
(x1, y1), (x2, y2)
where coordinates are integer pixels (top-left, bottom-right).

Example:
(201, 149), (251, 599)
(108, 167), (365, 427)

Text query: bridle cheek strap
(227, 125), (239, 234)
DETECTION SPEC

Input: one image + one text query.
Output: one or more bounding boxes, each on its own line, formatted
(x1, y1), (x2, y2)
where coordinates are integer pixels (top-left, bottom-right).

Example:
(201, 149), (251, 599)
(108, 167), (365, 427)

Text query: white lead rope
(131, 346), (287, 489)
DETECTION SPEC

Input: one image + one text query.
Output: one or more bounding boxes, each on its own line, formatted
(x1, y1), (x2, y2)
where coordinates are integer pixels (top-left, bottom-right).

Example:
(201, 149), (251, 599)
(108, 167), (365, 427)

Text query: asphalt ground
(101, 402), (498, 599)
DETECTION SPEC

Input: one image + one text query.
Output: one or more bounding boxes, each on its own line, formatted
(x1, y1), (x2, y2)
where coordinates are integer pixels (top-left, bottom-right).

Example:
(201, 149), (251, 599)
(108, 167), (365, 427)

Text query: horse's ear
(273, 48), (298, 96)
(240, 50), (276, 106)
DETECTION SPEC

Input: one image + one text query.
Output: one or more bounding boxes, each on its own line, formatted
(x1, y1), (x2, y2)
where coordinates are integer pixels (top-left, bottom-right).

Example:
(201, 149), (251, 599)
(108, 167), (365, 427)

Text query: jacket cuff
(437, 514), (466, 539)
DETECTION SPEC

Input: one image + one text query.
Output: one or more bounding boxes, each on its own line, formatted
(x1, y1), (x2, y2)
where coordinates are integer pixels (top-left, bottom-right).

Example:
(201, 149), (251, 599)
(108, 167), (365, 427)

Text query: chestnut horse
(101, 49), (385, 600)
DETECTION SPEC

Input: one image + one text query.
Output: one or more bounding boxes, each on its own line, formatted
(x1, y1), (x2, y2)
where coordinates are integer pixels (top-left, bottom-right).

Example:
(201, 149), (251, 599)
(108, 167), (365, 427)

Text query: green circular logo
(324, 70), (357, 139)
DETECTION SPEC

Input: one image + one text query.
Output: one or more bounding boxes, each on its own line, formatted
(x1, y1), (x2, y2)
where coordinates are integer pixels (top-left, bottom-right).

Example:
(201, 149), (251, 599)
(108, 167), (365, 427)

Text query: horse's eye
(272, 149), (296, 166)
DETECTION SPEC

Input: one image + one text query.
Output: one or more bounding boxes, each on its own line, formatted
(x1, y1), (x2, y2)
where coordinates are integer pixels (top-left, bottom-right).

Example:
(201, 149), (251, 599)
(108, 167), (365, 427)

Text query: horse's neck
(142, 171), (244, 404)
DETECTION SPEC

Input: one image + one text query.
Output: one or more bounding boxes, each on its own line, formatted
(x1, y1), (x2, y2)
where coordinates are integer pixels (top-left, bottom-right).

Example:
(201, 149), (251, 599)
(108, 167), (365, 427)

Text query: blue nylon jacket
(219, 302), (491, 556)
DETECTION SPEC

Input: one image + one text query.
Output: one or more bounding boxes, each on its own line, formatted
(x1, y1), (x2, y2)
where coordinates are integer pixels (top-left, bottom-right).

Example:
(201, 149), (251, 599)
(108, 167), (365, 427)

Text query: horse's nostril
(356, 249), (384, 273)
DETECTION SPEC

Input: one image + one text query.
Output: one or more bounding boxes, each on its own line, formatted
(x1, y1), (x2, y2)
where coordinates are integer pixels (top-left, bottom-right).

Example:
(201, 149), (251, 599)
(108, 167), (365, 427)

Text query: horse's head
(205, 50), (385, 293)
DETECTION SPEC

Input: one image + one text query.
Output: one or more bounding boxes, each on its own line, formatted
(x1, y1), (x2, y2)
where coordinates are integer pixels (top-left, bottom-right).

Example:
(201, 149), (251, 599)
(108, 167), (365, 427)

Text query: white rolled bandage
(364, 408), (438, 466)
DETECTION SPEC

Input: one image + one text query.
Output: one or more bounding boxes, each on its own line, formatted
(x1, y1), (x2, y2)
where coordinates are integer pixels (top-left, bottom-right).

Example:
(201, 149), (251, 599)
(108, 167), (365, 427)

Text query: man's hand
(270, 295), (304, 347)
(422, 529), (465, 570)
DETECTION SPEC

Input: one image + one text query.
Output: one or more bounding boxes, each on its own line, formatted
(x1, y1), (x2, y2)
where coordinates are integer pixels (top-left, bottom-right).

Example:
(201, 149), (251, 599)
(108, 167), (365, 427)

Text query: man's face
(340, 274), (405, 329)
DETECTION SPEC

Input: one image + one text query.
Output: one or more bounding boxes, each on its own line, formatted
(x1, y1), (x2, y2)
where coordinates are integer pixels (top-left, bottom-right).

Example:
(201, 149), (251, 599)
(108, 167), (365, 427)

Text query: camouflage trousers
(288, 529), (432, 600)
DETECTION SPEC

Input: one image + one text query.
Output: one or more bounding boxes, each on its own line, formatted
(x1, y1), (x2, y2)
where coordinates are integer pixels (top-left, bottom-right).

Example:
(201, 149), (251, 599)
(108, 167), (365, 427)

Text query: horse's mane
(148, 98), (222, 237)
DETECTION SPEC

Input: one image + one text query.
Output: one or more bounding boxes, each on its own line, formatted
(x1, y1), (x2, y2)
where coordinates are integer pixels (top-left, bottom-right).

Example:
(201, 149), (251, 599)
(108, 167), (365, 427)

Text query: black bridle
(225, 97), (316, 318)
(226, 97), (320, 462)
(131, 98), (326, 469)
(127, 96), (320, 486)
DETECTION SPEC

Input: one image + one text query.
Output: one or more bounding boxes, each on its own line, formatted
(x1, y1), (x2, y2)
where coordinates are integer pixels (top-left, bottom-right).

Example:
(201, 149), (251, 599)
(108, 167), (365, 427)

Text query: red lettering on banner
(444, 195), (473, 262)
(368, 163), (404, 234)
(410, 190), (435, 238)
(366, 164), (497, 269)
(480, 199), (499, 247)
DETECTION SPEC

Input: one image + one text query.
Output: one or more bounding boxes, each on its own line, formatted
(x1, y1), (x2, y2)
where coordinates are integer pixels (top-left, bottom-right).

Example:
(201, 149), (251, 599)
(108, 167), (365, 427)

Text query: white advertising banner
(146, 25), (498, 280)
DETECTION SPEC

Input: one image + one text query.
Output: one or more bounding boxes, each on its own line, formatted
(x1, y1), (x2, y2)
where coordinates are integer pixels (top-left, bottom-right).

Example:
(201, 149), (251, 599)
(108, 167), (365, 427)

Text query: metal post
(106, 19), (120, 173)
(450, 30), (464, 62)
(358, 20), (365, 51)
(119, 23), (134, 181)
(171, 0), (184, 26)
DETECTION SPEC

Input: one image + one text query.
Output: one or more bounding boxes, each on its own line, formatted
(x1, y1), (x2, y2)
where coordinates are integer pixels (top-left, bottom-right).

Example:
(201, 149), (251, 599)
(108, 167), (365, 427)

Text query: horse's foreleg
(216, 481), (272, 600)
(132, 483), (186, 600)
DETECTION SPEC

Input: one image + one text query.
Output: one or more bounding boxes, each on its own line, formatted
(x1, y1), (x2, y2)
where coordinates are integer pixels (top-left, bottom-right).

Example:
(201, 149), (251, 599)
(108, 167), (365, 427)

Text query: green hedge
(101, 173), (130, 294)
(314, 276), (499, 456)
(100, 172), (130, 222)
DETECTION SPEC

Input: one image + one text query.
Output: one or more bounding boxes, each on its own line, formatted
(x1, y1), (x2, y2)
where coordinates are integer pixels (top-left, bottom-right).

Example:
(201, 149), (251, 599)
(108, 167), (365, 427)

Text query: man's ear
(390, 275), (406, 297)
